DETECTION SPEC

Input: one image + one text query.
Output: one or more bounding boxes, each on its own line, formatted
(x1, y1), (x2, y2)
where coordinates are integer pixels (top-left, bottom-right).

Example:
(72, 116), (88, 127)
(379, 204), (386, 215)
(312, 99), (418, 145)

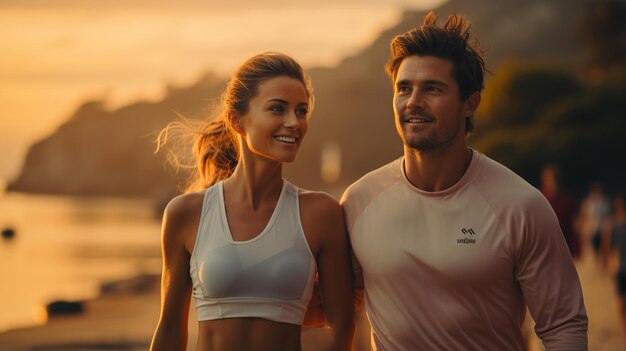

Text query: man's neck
(403, 145), (472, 192)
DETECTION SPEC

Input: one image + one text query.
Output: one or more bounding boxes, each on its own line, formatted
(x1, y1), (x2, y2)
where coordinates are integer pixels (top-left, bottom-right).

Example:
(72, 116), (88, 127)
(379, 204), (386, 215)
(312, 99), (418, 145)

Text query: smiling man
(341, 12), (588, 351)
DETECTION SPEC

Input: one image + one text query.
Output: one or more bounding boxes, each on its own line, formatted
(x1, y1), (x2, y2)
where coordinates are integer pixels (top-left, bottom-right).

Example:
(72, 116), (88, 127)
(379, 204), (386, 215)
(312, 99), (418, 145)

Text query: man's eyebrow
(395, 79), (412, 86)
(423, 79), (448, 87)
(395, 79), (448, 87)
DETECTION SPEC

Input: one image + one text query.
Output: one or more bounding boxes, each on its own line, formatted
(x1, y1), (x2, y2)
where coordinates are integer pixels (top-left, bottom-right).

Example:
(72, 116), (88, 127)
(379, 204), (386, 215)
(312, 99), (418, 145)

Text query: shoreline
(0, 274), (162, 351)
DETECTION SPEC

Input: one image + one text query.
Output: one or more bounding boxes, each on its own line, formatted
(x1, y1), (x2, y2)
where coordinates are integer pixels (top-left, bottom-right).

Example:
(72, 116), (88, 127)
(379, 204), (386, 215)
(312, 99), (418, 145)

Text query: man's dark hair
(385, 12), (486, 132)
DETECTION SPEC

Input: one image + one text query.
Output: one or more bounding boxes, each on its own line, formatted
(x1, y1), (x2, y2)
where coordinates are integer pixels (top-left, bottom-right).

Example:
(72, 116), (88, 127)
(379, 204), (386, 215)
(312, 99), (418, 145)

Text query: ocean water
(0, 192), (163, 332)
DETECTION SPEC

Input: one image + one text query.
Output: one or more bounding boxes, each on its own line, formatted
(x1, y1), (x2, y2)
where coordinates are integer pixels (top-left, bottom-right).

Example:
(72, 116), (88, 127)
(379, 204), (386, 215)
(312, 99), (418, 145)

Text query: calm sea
(0, 191), (163, 332)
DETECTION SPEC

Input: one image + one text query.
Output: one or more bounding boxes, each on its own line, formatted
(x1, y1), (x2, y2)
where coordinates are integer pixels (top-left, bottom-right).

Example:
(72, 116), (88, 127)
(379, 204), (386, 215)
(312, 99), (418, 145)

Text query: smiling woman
(237, 76), (310, 164)
(150, 52), (355, 351)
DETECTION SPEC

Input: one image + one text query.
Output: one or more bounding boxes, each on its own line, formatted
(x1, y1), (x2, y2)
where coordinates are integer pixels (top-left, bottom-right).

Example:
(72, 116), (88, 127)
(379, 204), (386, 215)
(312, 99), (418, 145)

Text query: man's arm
(516, 194), (588, 350)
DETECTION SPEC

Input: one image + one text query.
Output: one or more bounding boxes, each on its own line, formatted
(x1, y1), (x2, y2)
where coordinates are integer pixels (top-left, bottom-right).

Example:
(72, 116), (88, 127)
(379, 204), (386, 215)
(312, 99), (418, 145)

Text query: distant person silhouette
(580, 182), (611, 258)
(340, 12), (588, 350)
(150, 52), (354, 351)
(540, 164), (581, 259)
(601, 193), (626, 331)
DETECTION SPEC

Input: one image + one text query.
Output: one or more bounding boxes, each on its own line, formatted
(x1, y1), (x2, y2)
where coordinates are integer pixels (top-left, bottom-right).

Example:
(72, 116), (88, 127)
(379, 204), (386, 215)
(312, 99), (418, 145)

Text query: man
(341, 12), (588, 350)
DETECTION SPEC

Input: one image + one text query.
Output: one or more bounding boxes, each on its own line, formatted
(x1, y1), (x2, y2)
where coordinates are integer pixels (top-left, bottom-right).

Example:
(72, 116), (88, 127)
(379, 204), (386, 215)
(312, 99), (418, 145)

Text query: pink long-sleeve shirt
(341, 150), (587, 351)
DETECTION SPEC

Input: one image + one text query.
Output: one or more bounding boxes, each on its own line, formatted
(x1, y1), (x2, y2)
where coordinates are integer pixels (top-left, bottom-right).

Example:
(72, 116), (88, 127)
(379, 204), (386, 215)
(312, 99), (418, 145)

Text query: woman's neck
(225, 156), (284, 211)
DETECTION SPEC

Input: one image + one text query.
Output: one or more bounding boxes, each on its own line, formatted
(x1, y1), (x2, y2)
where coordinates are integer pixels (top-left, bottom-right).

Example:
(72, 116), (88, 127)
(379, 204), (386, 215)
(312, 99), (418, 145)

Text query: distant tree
(473, 80), (626, 193)
(475, 62), (580, 129)
(540, 83), (626, 192)
(472, 61), (626, 193)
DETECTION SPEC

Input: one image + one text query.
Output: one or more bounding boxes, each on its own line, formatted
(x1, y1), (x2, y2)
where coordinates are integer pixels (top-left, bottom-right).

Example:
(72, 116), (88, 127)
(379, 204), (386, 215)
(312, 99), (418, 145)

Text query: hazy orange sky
(0, 0), (446, 184)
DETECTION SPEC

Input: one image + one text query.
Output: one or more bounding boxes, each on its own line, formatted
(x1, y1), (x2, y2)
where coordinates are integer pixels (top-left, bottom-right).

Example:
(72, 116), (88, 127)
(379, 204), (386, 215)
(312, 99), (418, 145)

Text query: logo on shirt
(461, 228), (475, 235)
(457, 228), (477, 244)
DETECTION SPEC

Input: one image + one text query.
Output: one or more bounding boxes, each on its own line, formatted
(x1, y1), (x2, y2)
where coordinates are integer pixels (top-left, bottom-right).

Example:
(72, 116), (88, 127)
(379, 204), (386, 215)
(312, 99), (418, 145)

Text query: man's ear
(463, 92), (481, 117)
(227, 110), (244, 134)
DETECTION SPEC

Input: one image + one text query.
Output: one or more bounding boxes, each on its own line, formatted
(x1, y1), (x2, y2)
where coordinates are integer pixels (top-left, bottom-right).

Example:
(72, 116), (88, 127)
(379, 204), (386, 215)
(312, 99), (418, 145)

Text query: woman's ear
(227, 110), (244, 135)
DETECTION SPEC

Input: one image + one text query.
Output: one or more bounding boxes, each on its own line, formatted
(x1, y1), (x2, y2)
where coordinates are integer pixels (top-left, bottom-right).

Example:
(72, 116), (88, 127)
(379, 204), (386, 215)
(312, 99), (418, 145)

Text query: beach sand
(0, 251), (623, 350)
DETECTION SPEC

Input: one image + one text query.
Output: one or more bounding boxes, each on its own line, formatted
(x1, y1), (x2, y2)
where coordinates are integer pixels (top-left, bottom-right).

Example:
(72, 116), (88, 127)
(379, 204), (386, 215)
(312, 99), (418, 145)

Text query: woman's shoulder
(296, 188), (346, 252)
(165, 191), (205, 216)
(162, 191), (207, 236)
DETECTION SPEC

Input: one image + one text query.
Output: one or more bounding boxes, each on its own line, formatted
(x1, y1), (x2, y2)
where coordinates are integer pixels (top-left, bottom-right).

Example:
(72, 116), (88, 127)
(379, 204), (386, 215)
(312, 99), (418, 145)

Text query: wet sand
(0, 251), (623, 350)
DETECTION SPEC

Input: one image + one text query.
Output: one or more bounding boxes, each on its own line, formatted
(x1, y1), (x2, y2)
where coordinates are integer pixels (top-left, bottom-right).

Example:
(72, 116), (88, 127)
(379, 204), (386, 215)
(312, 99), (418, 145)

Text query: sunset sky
(0, 0), (446, 183)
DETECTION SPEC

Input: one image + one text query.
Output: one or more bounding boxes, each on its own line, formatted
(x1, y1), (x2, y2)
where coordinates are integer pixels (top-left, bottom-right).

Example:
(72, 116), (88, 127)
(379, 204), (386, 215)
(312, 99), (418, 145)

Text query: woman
(150, 52), (354, 351)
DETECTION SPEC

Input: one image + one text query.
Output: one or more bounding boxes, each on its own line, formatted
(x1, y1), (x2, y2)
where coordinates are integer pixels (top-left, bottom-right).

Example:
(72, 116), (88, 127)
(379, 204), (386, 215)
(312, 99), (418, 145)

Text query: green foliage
(472, 64), (626, 193)
(476, 62), (581, 128)
(541, 83), (626, 191)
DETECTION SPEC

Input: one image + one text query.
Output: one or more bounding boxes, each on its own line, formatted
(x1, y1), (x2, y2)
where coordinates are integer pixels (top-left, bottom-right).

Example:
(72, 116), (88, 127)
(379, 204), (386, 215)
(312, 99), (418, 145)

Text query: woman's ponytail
(191, 118), (238, 190)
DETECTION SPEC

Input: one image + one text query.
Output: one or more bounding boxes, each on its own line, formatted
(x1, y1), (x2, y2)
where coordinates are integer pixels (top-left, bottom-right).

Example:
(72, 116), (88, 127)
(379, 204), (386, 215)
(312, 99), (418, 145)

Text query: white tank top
(189, 180), (317, 325)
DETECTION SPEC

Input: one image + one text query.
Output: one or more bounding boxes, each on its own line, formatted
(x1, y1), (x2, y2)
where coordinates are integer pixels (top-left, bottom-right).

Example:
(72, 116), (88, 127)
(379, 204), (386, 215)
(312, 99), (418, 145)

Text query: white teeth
(407, 118), (429, 123)
(274, 136), (296, 143)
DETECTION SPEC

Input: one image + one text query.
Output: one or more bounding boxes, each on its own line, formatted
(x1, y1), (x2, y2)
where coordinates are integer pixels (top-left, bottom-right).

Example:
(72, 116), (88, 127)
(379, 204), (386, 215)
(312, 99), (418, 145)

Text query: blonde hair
(157, 52), (314, 192)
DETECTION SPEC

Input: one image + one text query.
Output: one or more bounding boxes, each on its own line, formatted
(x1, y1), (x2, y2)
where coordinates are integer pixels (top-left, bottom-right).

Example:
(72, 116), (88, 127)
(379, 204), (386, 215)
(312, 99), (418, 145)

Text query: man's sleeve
(515, 194), (588, 350)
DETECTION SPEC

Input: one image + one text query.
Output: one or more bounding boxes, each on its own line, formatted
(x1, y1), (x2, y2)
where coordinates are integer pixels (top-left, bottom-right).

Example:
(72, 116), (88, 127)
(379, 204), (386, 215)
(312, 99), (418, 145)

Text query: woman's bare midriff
(196, 318), (302, 351)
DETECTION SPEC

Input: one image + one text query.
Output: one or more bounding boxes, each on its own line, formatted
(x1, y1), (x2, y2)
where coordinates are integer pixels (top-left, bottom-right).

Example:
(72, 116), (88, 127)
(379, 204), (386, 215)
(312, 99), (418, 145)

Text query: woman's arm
(150, 194), (202, 351)
(302, 273), (326, 328)
(351, 250), (365, 312)
(303, 193), (355, 350)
